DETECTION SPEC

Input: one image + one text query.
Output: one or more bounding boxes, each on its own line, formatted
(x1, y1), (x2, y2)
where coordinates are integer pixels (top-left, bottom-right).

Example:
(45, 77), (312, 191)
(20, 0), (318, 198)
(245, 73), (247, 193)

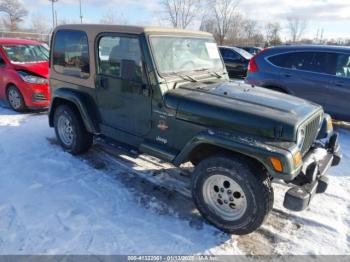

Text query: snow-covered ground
(0, 105), (349, 255)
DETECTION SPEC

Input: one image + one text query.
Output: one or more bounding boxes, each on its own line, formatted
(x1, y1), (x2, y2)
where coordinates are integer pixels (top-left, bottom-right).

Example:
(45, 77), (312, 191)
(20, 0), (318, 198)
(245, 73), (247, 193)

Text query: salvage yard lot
(0, 105), (349, 255)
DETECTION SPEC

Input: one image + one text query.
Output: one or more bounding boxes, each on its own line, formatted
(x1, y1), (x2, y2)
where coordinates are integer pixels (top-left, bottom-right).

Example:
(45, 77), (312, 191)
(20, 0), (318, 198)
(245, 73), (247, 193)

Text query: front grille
(300, 112), (322, 155)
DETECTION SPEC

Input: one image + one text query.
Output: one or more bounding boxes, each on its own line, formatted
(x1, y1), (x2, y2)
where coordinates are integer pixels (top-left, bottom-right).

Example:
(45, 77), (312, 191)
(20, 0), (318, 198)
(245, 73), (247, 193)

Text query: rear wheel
(7, 85), (26, 112)
(192, 155), (273, 235)
(54, 104), (93, 154)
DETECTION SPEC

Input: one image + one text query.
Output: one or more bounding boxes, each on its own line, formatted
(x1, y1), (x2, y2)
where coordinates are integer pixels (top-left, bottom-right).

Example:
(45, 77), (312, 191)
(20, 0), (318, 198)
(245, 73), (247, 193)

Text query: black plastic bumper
(283, 133), (342, 212)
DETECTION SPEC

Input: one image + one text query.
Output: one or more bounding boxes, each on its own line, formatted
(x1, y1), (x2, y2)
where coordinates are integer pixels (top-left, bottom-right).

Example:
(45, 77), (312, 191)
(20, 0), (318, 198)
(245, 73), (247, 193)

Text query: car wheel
(54, 104), (93, 154)
(192, 155), (273, 235)
(7, 85), (26, 112)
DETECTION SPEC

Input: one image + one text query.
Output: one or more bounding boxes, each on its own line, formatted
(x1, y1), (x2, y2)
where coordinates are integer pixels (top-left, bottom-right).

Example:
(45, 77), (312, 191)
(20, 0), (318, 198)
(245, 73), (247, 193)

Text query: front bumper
(21, 82), (50, 108)
(283, 132), (342, 211)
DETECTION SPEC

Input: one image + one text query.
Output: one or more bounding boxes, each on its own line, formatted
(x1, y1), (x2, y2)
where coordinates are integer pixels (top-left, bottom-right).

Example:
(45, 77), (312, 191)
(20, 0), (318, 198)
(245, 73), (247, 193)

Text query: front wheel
(54, 104), (93, 154)
(7, 85), (26, 112)
(192, 155), (273, 235)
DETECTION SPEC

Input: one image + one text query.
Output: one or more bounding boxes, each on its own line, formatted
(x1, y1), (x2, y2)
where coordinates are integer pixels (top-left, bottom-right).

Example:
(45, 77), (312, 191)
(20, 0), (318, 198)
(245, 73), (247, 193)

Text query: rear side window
(268, 52), (314, 71)
(268, 51), (338, 75)
(267, 53), (291, 67)
(52, 30), (90, 78)
(311, 52), (337, 75)
(220, 49), (240, 60)
(336, 53), (350, 78)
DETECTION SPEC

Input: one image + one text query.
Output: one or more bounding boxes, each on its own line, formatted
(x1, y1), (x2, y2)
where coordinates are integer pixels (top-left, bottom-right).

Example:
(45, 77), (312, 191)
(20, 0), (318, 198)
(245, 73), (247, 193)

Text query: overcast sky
(23, 0), (350, 40)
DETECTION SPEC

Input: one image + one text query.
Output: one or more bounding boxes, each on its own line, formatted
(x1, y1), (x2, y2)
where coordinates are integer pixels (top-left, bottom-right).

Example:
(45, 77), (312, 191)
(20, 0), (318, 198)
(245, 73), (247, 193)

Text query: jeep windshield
(149, 36), (224, 76)
(3, 44), (49, 64)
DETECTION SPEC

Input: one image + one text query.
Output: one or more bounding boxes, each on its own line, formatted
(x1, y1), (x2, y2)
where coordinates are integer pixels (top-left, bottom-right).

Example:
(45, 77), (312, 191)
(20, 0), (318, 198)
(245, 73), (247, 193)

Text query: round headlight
(297, 128), (306, 149)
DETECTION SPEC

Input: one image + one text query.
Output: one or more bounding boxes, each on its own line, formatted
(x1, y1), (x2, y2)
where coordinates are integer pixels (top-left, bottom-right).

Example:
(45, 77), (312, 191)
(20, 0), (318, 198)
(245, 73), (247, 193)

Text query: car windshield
(3, 44), (49, 63)
(235, 48), (253, 60)
(149, 36), (224, 75)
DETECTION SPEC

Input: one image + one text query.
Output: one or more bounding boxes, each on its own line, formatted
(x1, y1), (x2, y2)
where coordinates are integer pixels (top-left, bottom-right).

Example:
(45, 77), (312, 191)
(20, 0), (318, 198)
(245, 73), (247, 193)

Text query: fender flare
(173, 132), (295, 179)
(49, 87), (100, 134)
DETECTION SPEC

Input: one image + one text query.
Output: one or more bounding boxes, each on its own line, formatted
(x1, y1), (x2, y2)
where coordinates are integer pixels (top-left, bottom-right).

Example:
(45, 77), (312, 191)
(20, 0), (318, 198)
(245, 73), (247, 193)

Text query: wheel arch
(186, 143), (266, 171)
(172, 134), (275, 175)
(5, 82), (17, 92)
(49, 88), (100, 134)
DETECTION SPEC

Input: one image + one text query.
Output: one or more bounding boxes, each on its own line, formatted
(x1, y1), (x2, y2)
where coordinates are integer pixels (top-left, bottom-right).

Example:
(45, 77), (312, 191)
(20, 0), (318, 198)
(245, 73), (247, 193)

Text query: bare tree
(160, 0), (202, 29)
(224, 12), (242, 41)
(201, 0), (240, 45)
(241, 19), (258, 40)
(99, 10), (128, 25)
(31, 13), (50, 34)
(286, 17), (308, 42)
(265, 22), (282, 46)
(0, 0), (28, 31)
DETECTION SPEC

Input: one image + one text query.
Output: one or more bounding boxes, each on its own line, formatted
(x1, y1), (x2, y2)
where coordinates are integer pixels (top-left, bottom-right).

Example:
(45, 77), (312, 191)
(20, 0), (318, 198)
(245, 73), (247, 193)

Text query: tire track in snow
(72, 140), (281, 255)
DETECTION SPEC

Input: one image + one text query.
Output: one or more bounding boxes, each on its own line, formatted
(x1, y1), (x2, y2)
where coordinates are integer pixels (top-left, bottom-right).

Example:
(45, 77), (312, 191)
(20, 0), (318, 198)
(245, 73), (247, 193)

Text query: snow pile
(0, 106), (349, 255)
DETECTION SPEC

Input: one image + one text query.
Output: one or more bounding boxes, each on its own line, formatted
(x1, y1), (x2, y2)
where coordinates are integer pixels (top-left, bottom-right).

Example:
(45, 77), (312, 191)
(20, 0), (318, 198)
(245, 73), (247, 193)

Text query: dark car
(49, 24), (340, 235)
(245, 45), (350, 121)
(219, 46), (252, 78)
(237, 46), (263, 55)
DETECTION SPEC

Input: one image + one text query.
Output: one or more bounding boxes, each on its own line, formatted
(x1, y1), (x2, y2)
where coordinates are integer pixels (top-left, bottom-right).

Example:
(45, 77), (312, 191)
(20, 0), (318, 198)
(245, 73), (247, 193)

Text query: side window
(52, 30), (90, 78)
(97, 35), (143, 82)
(220, 49), (240, 60)
(336, 53), (350, 78)
(311, 52), (337, 75)
(219, 49), (229, 59)
(269, 52), (314, 71)
(268, 53), (293, 68)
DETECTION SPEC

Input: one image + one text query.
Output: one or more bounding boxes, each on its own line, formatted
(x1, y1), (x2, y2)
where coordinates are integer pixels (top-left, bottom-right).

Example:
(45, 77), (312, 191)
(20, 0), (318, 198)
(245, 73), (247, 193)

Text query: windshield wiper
(194, 68), (223, 79)
(171, 72), (198, 82)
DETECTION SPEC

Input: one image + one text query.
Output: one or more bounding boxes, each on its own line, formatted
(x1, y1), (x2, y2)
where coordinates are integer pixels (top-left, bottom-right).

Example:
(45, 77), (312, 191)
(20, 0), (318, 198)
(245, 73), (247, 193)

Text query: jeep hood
(13, 61), (49, 78)
(164, 80), (322, 140)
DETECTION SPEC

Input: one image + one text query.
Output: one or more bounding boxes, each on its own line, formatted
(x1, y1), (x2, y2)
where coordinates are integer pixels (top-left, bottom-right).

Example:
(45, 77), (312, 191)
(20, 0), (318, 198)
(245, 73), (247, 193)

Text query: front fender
(49, 88), (100, 134)
(173, 130), (300, 180)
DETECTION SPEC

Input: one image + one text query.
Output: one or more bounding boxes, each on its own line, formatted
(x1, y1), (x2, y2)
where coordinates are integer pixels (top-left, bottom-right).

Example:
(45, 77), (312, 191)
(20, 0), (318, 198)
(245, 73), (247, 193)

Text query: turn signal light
(327, 118), (333, 132)
(270, 157), (283, 173)
(294, 151), (302, 167)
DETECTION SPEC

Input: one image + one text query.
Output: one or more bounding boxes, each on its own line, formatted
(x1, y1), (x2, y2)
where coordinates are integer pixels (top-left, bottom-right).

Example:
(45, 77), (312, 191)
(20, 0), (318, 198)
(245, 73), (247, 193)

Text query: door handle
(96, 76), (108, 89)
(135, 83), (150, 96)
(283, 73), (292, 78)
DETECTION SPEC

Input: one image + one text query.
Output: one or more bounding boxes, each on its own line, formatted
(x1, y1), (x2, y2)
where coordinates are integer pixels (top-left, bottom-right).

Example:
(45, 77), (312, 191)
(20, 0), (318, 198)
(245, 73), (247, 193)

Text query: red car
(0, 38), (50, 111)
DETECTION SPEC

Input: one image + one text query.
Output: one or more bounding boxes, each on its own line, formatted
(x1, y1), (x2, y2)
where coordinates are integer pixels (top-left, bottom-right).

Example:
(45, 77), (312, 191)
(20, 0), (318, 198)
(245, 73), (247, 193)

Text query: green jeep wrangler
(49, 24), (341, 235)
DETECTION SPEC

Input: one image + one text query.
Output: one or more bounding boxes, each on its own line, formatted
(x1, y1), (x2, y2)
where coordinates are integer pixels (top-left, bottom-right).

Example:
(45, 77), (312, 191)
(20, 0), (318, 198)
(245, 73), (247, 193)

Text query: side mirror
(120, 59), (139, 82)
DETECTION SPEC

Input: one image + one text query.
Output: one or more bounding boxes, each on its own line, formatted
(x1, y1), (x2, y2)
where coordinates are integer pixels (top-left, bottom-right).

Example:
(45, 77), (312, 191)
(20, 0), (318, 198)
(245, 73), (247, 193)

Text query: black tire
(6, 85), (26, 112)
(192, 155), (273, 235)
(53, 104), (93, 154)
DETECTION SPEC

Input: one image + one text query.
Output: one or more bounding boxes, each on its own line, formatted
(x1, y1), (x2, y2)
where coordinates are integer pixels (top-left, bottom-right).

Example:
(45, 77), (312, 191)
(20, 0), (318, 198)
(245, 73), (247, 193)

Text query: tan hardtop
(54, 24), (213, 37)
